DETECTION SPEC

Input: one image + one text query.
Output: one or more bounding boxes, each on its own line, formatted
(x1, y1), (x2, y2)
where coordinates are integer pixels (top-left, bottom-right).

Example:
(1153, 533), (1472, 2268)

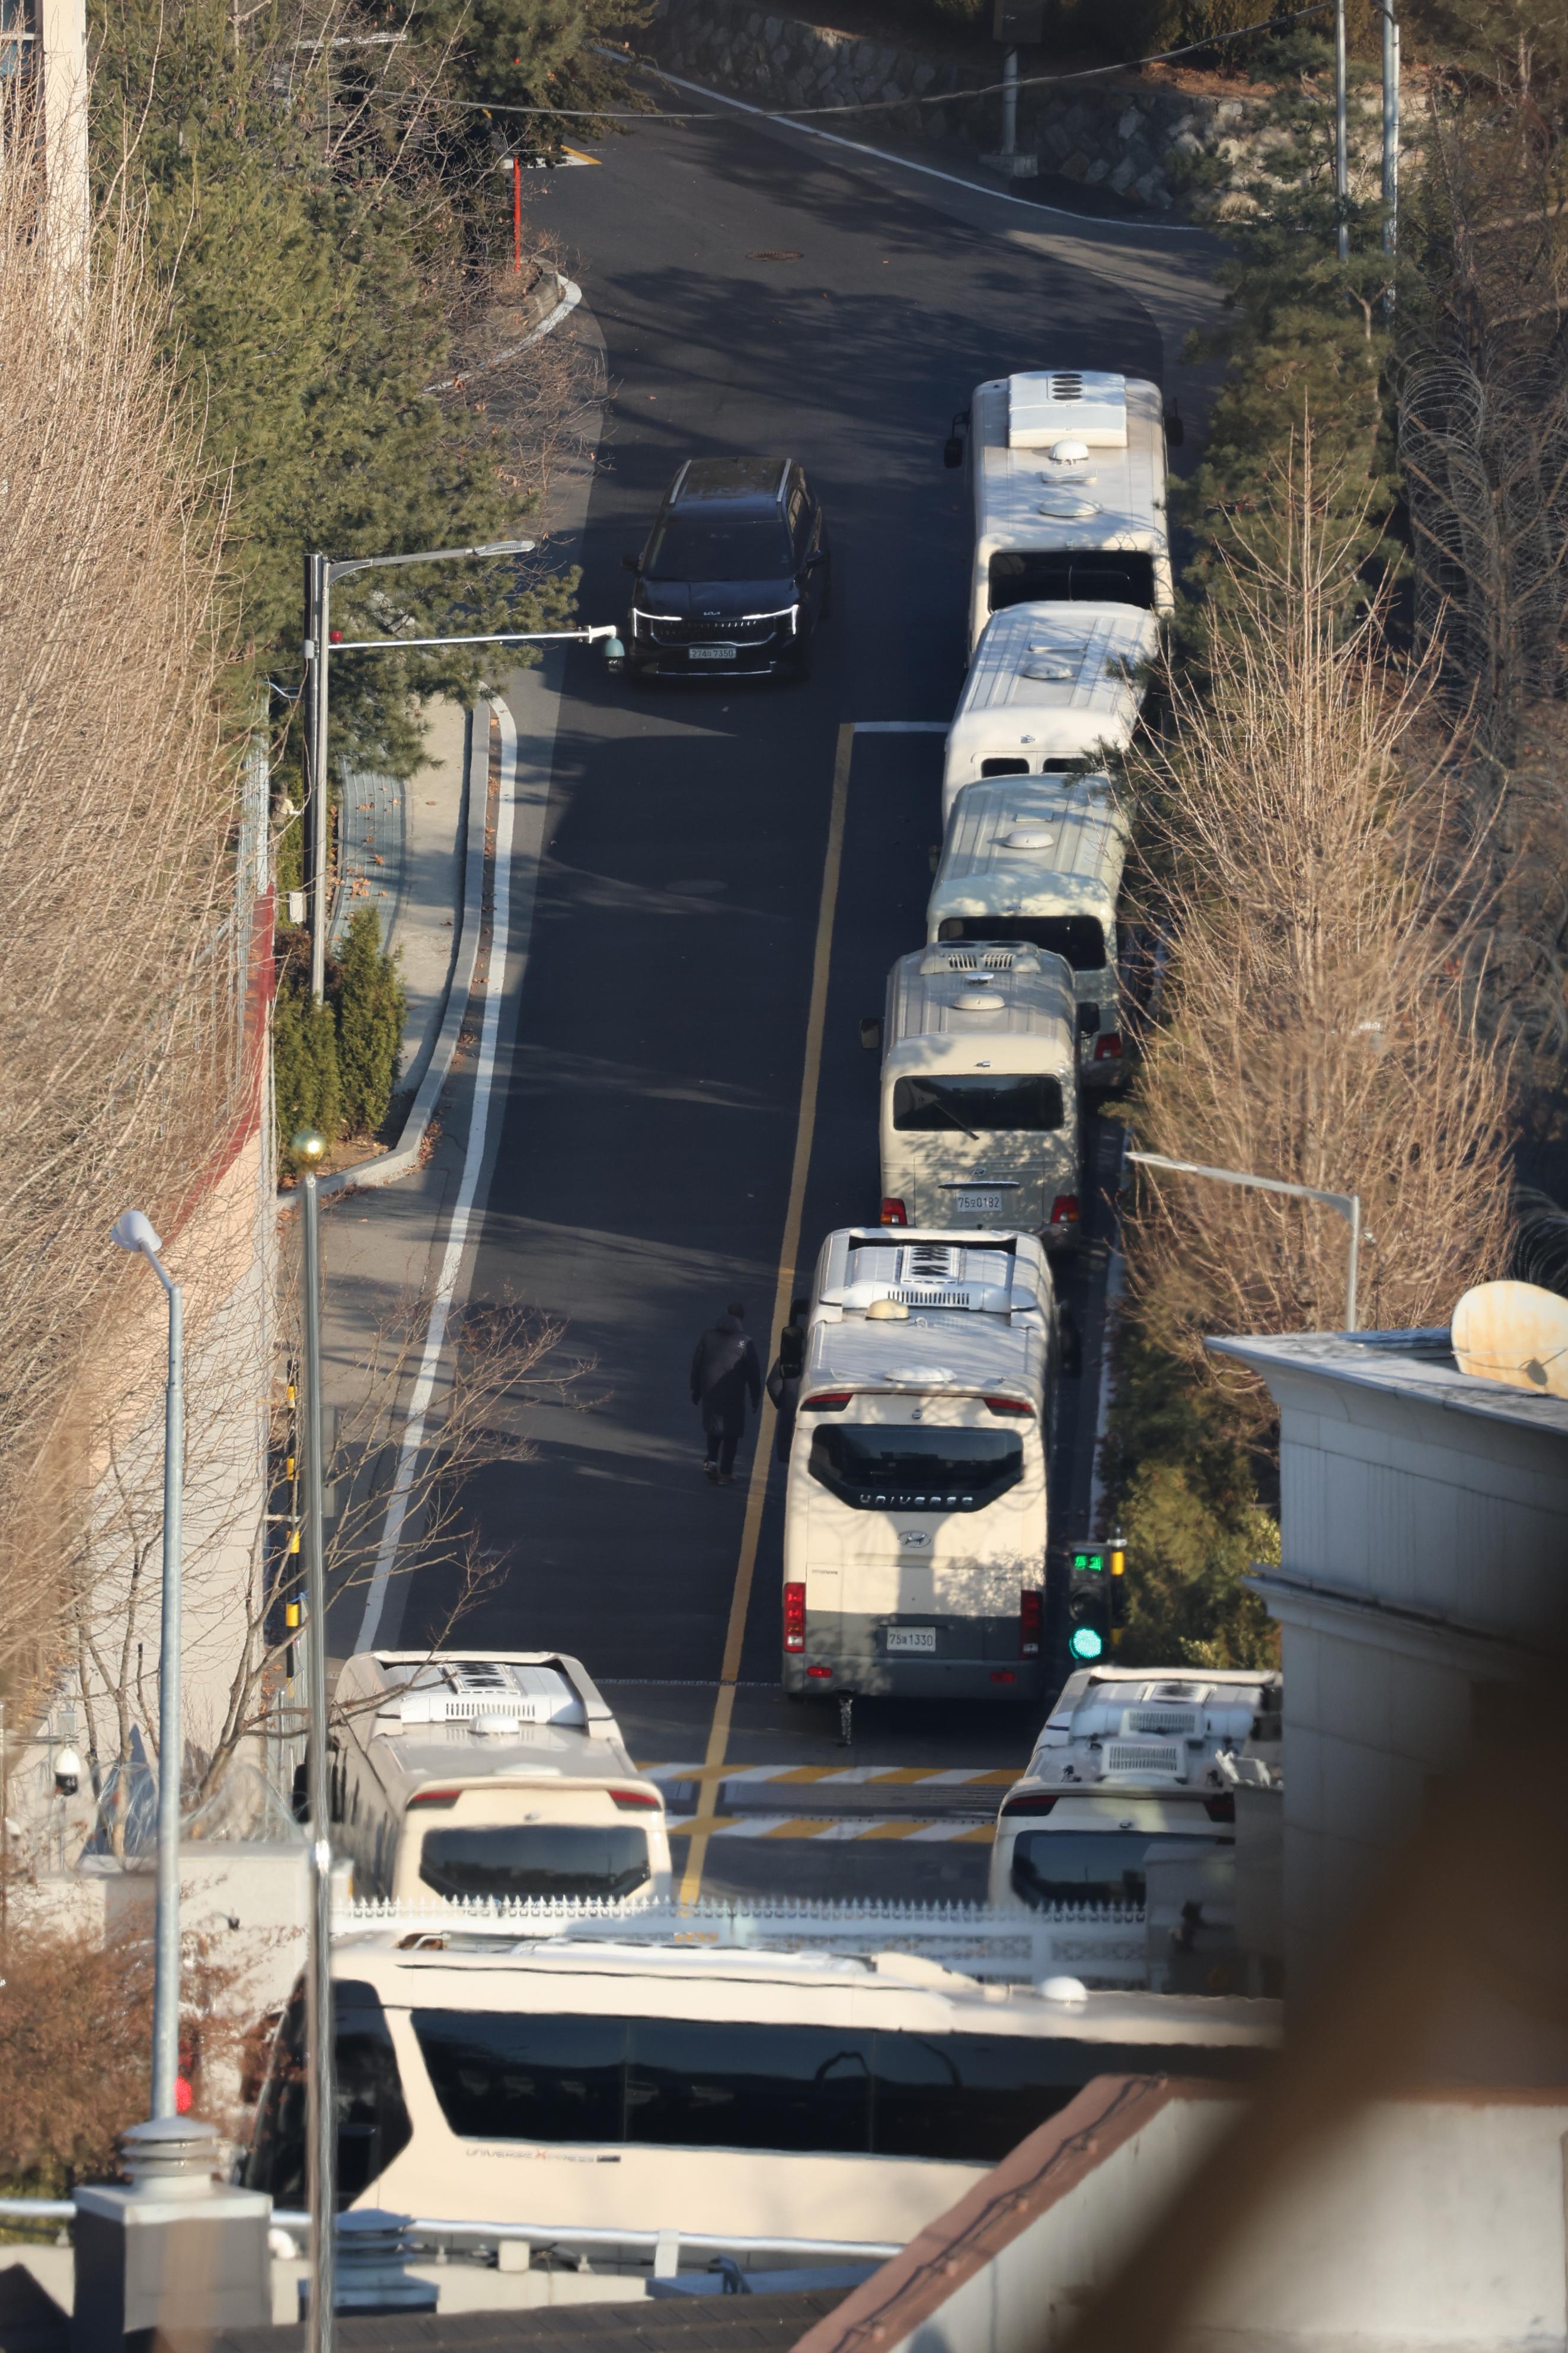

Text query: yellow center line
(678, 721), (855, 1906)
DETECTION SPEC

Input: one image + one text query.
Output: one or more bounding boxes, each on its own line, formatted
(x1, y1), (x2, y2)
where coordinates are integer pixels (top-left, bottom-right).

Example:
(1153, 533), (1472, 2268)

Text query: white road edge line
(631, 60), (1213, 238)
(356, 697), (519, 1652)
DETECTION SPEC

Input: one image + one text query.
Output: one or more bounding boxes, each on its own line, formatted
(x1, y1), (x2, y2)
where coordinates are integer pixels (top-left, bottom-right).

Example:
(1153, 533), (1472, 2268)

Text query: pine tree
(335, 907), (407, 1137)
(273, 984), (343, 1166)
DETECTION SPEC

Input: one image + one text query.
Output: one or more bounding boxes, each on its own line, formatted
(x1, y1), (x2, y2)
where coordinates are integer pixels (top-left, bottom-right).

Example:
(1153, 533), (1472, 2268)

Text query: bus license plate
(689, 645), (737, 661)
(954, 1191), (1002, 1214)
(886, 1628), (936, 1653)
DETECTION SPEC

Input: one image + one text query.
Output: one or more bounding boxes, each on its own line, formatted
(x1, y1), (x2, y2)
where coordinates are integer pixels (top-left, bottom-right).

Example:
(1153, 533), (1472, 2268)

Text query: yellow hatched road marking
(855, 1819), (927, 1841)
(678, 724), (854, 1906)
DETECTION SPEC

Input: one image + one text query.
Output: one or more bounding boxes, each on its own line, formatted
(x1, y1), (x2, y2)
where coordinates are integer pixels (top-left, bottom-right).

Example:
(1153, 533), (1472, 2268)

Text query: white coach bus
(928, 775), (1131, 1093)
(244, 1935), (1277, 2258)
(948, 369), (1175, 653)
(941, 601), (1160, 818)
(874, 945), (1082, 1247)
(328, 1651), (671, 1906)
(779, 1229), (1063, 1706)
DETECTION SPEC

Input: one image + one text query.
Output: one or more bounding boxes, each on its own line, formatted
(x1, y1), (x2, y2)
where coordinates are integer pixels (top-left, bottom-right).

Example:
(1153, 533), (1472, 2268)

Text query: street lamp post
(1126, 1151), (1363, 1332)
(109, 1210), (186, 2119)
(289, 1130), (336, 2353)
(301, 537), (622, 1005)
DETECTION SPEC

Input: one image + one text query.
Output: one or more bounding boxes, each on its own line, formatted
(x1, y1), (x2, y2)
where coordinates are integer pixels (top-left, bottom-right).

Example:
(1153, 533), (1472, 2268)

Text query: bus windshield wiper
(908, 1080), (979, 1140)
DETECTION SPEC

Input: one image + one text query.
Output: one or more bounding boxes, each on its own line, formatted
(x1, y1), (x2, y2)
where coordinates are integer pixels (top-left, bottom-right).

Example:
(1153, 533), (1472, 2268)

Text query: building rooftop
(1206, 1327), (1568, 1442)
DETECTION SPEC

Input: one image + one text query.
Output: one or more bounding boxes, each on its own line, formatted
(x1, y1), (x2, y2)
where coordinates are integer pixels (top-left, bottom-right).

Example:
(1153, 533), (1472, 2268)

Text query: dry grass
(0, 120), (240, 1717)
(1127, 439), (1515, 1363)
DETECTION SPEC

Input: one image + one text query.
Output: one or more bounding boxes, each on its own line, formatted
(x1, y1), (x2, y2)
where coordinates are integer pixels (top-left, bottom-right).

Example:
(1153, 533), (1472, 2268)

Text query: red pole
(512, 155), (522, 273)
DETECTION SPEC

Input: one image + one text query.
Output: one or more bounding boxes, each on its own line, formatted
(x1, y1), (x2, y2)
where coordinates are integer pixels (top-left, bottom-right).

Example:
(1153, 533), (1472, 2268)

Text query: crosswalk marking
(641, 1761), (1018, 1788)
(665, 1812), (997, 1845)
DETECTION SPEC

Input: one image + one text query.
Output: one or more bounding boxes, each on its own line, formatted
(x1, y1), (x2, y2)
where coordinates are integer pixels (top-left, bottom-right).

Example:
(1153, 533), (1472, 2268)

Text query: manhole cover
(748, 248), (803, 260)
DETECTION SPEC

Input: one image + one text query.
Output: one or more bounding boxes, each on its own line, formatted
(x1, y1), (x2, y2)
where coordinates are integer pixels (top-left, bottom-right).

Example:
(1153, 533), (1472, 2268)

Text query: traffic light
(1110, 1537), (1129, 1646)
(1066, 1545), (1111, 1662)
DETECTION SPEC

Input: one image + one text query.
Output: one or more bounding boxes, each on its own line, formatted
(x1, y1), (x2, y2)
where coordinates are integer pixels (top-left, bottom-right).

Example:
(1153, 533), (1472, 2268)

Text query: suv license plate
(886, 1627), (937, 1654)
(689, 645), (737, 661)
(954, 1191), (1003, 1214)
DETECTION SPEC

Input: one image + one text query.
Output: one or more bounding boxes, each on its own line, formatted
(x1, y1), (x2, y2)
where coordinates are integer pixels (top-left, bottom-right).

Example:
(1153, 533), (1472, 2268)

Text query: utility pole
(302, 554), (331, 1006)
(1381, 1), (1400, 264)
(293, 1131), (336, 2353)
(1334, 0), (1350, 262)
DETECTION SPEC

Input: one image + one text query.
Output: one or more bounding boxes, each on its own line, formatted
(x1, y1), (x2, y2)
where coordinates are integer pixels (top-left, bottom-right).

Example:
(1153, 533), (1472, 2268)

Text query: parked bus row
(772, 367), (1176, 1726)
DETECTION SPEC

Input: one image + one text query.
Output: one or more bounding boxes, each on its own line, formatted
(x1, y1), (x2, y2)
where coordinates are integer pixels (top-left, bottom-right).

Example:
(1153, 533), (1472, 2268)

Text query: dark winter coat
(690, 1317), (762, 1437)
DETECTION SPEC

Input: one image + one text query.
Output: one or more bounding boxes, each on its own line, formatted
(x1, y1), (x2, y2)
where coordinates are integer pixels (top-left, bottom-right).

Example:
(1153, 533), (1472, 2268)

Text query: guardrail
(335, 1893), (1149, 1984)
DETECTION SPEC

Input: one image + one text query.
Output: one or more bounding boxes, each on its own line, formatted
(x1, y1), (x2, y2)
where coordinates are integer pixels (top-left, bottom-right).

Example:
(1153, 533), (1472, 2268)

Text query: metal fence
(336, 1893), (1149, 1985)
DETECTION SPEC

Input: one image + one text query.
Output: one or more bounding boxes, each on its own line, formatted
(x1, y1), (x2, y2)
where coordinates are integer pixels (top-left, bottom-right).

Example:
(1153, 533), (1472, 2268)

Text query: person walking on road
(691, 1304), (762, 1486)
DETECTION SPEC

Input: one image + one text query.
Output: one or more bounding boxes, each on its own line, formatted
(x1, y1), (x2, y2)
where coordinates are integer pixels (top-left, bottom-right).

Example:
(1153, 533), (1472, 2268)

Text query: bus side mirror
(943, 436), (964, 470)
(778, 1325), (806, 1380)
(1164, 407), (1184, 447)
(860, 1018), (883, 1051)
(1058, 1304), (1083, 1381)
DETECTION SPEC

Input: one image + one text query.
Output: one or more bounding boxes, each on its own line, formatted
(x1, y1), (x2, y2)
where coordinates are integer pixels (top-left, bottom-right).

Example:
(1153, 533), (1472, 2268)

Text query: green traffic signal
(1068, 1625), (1105, 1661)
(1072, 1549), (1106, 1574)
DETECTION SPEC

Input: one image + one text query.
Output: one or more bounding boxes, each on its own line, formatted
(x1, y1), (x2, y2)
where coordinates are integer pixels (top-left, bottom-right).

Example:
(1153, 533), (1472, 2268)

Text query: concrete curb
(309, 706), (488, 1205)
(425, 276), (584, 395)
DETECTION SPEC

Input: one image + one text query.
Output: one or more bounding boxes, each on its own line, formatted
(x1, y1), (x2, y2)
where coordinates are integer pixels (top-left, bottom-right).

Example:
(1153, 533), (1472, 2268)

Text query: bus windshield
(892, 1075), (1064, 1134)
(417, 1824), (652, 1904)
(808, 1426), (1024, 1512)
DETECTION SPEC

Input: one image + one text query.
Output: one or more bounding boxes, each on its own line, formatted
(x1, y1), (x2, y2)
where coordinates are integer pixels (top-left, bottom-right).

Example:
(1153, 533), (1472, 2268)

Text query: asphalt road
(382, 97), (1221, 1904)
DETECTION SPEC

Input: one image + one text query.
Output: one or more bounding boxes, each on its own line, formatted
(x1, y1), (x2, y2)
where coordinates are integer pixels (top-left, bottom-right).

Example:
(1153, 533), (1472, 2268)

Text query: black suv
(622, 457), (830, 683)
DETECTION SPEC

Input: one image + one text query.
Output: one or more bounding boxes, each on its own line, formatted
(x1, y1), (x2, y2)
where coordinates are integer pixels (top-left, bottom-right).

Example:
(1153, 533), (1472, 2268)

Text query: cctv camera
(53, 1745), (81, 1797)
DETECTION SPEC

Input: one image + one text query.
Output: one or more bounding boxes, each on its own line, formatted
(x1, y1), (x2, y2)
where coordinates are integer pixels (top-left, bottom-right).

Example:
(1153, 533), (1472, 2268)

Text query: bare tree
(0, 113), (242, 1726)
(1128, 436), (1515, 1372)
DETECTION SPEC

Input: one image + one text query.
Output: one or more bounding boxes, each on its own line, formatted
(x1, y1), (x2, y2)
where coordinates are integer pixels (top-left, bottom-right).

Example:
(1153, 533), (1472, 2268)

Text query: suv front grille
(649, 616), (778, 646)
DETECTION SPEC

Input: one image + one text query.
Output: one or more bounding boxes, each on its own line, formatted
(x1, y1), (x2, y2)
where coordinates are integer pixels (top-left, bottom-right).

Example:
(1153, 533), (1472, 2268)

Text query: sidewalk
(331, 697), (472, 1114)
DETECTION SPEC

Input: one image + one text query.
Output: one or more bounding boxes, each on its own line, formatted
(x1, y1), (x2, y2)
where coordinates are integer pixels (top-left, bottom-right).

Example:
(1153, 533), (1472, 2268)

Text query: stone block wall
(638, 0), (1404, 218)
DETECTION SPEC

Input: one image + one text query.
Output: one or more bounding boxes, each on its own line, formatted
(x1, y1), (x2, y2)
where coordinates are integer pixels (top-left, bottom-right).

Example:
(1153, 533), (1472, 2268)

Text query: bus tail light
(1050, 1194), (1081, 1229)
(991, 1670), (1016, 1684)
(1094, 1032), (1123, 1063)
(1020, 1589), (1043, 1657)
(609, 1787), (662, 1810)
(881, 1197), (908, 1227)
(408, 1787), (461, 1809)
(807, 1663), (834, 1679)
(1000, 1792), (1058, 1818)
(800, 1391), (852, 1412)
(984, 1395), (1033, 1416)
(784, 1582), (806, 1652)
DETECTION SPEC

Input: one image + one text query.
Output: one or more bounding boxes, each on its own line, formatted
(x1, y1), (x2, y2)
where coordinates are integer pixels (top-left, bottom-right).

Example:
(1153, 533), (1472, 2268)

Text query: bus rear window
(892, 1074), (1064, 1134)
(418, 1825), (651, 1904)
(937, 914), (1107, 973)
(989, 551), (1156, 611)
(1011, 1829), (1231, 1912)
(808, 1426), (1024, 1512)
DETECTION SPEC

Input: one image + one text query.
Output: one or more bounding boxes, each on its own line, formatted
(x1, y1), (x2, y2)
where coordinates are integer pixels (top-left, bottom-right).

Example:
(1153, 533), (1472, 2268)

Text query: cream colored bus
(329, 1651), (671, 1907)
(928, 776), (1131, 1092)
(780, 1229), (1062, 1705)
(942, 601), (1159, 814)
(950, 369), (1174, 653)
(874, 945), (1081, 1246)
(244, 1934), (1277, 2260)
